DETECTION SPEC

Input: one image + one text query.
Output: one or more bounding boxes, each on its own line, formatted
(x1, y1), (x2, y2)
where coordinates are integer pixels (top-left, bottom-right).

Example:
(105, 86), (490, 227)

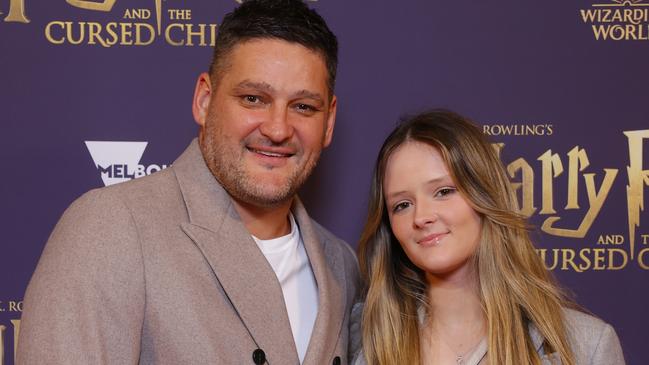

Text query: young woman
(352, 110), (624, 365)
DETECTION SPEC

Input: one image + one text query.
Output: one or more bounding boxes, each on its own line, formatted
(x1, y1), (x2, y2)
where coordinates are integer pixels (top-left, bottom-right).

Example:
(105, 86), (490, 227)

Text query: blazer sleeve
(590, 323), (625, 365)
(348, 302), (365, 365)
(17, 189), (145, 365)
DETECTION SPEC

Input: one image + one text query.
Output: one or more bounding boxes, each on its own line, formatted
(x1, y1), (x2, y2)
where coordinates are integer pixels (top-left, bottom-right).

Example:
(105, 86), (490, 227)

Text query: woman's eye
(392, 201), (411, 213)
(435, 187), (456, 197)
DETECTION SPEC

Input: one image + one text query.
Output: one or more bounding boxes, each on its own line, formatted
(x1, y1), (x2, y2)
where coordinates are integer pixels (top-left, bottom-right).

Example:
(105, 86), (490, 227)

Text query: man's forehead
(218, 39), (330, 94)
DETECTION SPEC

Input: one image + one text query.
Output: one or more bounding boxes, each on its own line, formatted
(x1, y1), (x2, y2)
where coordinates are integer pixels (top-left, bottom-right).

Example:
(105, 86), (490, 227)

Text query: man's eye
(243, 95), (262, 104)
(295, 103), (317, 113)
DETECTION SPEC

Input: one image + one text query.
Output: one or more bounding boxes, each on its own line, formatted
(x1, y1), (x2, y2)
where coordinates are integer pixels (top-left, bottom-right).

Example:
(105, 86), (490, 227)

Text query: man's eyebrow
(293, 89), (324, 103)
(234, 80), (274, 93)
(232, 82), (324, 103)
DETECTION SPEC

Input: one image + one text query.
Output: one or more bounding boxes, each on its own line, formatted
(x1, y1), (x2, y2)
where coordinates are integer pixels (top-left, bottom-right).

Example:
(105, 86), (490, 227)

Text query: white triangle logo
(85, 141), (148, 186)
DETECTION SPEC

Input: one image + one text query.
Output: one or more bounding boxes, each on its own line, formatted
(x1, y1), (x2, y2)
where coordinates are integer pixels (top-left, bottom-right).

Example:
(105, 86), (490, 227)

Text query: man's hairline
(209, 37), (336, 99)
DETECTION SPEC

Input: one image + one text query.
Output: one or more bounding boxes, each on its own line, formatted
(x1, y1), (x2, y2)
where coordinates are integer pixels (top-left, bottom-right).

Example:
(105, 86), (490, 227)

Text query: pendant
(456, 355), (463, 364)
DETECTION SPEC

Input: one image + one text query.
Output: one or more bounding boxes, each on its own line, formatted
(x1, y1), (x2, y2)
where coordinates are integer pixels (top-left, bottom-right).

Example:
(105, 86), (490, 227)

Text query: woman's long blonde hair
(358, 110), (575, 365)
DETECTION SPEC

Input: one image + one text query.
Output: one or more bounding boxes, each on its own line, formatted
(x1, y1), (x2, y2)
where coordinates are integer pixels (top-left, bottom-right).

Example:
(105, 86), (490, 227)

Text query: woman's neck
(424, 264), (485, 331)
(420, 267), (486, 364)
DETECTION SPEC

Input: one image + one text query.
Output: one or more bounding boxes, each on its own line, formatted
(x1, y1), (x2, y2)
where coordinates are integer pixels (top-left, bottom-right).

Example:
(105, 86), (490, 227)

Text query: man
(17, 1), (359, 364)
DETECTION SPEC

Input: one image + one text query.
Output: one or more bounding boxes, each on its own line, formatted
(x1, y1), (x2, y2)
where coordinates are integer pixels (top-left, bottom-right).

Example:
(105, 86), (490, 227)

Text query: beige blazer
(349, 304), (625, 365)
(17, 140), (360, 365)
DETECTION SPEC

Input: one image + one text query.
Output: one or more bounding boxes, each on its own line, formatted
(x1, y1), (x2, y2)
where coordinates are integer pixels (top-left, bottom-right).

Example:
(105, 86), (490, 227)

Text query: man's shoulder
(76, 166), (179, 208)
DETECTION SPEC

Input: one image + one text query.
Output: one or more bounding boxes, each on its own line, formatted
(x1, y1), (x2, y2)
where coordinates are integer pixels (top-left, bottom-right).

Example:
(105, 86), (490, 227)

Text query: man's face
(193, 39), (337, 208)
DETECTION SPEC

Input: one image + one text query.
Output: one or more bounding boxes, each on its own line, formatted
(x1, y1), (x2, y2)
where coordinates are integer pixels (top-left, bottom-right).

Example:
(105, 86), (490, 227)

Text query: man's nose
(259, 104), (294, 143)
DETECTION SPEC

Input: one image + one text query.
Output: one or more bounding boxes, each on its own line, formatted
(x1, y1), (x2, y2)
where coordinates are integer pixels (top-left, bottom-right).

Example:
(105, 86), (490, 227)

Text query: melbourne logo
(580, 0), (649, 40)
(85, 141), (168, 186)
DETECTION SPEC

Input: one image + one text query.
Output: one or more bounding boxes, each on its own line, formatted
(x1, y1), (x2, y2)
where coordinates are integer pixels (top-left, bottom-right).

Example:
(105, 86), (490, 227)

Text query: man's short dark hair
(209, 0), (338, 95)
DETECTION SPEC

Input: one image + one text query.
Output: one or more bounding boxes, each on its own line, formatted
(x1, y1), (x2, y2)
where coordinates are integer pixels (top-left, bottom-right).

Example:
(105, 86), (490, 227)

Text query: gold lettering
(483, 125), (491, 135)
(578, 248), (592, 271)
(597, 234), (624, 245)
(66, 0), (116, 12)
(209, 23), (216, 46)
(639, 248), (649, 269)
(66, 21), (85, 45)
(45, 21), (66, 44)
(3, 0), (30, 23)
(0, 325), (7, 365)
(603, 9), (612, 22)
(642, 234), (649, 245)
(538, 150), (563, 214)
(491, 143), (504, 158)
(155, 0), (161, 35)
(120, 22), (133, 45)
(608, 248), (628, 270)
(87, 22), (108, 47)
(10, 320), (19, 364)
(185, 23), (207, 46)
(167, 8), (192, 20)
(565, 146), (589, 209)
(105, 22), (118, 46)
(165, 23), (184, 46)
(561, 249), (582, 272)
(135, 23), (155, 46)
(0, 324), (5, 365)
(507, 158), (536, 216)
(624, 129), (649, 259)
(123, 9), (151, 20)
(536, 248), (559, 270)
(542, 168), (617, 238)
(592, 248), (606, 270)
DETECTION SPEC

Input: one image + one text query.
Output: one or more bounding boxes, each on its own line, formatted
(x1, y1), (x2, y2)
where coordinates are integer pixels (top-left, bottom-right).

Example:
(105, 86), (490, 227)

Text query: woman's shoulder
(561, 307), (626, 364)
(563, 308), (610, 336)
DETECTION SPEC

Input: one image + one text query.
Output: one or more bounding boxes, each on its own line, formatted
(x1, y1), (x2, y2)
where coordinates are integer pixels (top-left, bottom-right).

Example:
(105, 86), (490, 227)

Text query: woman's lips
(417, 232), (448, 246)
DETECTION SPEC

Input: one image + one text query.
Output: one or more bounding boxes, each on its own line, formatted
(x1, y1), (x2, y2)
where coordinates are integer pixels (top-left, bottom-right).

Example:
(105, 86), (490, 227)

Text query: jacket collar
(173, 140), (346, 364)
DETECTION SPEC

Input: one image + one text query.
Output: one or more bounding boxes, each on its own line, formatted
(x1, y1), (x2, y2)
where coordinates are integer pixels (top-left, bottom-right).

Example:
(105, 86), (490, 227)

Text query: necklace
(437, 333), (483, 364)
(428, 321), (485, 365)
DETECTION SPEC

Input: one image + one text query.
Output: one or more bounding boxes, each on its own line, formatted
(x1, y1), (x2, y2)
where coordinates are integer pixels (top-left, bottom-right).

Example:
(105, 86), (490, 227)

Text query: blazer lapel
(173, 140), (299, 364)
(528, 321), (562, 364)
(293, 199), (347, 365)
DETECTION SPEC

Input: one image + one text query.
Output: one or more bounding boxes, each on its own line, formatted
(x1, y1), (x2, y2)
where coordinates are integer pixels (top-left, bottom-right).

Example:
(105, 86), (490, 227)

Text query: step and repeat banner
(1, 0), (647, 364)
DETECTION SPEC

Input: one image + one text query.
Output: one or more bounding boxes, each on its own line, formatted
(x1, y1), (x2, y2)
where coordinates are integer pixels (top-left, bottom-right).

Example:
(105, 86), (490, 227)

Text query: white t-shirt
(252, 214), (319, 364)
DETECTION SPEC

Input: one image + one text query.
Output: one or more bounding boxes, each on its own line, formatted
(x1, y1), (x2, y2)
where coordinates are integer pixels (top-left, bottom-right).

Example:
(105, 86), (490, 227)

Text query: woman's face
(383, 141), (482, 279)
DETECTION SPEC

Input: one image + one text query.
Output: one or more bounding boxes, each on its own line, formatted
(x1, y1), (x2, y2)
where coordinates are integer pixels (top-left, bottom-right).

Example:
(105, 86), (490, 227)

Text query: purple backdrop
(1, 0), (647, 364)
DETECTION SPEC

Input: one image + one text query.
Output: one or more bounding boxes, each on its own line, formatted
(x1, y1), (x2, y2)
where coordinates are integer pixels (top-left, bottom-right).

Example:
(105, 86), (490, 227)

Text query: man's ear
(323, 95), (337, 148)
(192, 72), (213, 127)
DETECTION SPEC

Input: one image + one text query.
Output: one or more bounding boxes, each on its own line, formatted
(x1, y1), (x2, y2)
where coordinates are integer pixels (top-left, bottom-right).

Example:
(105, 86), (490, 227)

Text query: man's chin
(232, 181), (297, 208)
(238, 191), (295, 208)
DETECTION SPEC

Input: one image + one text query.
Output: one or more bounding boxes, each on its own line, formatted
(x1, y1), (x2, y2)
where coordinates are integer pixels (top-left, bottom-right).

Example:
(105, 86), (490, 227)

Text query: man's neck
(231, 198), (293, 239)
